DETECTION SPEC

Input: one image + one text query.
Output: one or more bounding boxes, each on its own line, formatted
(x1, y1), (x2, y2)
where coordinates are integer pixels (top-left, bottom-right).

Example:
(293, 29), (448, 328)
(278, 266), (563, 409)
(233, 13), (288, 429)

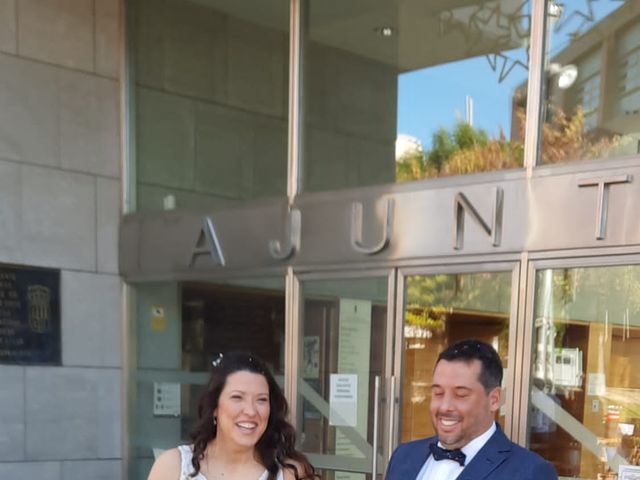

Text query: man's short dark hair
(437, 339), (503, 392)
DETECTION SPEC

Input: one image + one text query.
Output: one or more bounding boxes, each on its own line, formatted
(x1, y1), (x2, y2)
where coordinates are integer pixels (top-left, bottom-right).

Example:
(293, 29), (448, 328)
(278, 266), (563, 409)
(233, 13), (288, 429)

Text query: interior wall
(134, 0), (398, 210)
(134, 0), (289, 210)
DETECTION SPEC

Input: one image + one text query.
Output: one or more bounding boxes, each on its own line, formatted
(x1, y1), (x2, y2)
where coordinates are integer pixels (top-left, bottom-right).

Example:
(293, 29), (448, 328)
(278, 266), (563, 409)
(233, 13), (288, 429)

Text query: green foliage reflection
(405, 272), (512, 331)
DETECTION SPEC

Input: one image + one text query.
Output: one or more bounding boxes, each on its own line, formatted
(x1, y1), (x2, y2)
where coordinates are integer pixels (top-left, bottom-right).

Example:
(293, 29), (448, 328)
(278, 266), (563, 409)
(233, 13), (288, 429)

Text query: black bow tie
(429, 443), (466, 466)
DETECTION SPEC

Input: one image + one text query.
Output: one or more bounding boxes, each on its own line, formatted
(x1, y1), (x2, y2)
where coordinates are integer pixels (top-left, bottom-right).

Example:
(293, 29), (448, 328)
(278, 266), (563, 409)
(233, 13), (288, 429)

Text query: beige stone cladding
(0, 1), (122, 479)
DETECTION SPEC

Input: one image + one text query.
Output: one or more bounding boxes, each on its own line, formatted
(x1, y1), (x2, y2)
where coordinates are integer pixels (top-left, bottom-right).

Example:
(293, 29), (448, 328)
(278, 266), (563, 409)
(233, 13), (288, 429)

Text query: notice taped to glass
(0, 265), (60, 365)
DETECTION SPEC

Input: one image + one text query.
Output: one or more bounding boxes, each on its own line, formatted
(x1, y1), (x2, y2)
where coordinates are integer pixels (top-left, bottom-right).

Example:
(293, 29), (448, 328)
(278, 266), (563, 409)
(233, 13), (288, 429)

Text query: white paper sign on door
(153, 382), (180, 416)
(587, 372), (606, 396)
(329, 373), (358, 427)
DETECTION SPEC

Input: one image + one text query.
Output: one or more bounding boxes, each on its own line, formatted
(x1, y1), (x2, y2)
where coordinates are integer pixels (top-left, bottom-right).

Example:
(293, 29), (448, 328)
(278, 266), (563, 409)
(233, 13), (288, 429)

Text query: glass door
(127, 277), (286, 480)
(523, 259), (640, 479)
(295, 271), (394, 480)
(395, 264), (519, 446)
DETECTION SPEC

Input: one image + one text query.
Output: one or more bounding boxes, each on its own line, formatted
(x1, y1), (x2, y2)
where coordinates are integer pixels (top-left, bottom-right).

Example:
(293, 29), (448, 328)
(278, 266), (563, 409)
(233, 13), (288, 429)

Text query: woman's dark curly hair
(189, 352), (318, 479)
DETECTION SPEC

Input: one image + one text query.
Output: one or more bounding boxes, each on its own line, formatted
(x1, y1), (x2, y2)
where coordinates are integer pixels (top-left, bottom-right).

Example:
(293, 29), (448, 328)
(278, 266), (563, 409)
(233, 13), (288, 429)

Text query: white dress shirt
(416, 422), (497, 480)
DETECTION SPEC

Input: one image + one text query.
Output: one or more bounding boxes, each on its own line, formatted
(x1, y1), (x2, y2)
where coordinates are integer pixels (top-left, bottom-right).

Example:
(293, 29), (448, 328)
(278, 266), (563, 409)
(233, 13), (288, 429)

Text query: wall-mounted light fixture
(374, 26), (394, 37)
(549, 62), (578, 90)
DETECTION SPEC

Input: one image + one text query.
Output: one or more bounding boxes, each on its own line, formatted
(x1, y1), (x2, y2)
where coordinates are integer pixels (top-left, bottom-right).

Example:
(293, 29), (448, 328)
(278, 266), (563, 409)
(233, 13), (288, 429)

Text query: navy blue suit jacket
(385, 428), (557, 480)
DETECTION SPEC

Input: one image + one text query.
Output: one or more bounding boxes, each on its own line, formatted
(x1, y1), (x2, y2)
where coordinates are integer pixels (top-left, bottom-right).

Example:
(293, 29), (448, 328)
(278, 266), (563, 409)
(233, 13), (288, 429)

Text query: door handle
(388, 375), (397, 461)
(372, 375), (381, 478)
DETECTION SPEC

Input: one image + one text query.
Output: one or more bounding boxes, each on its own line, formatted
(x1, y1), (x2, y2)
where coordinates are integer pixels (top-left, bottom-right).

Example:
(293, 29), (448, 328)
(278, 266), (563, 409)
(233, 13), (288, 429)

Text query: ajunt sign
(120, 164), (639, 279)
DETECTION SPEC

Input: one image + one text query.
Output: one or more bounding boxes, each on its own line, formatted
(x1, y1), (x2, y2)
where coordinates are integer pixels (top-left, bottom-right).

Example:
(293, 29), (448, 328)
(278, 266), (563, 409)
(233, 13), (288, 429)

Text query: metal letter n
(453, 187), (503, 250)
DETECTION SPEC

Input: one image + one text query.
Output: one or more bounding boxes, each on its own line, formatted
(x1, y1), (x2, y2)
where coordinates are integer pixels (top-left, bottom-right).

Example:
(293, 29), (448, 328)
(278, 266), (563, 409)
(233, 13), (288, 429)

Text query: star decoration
(553, 0), (625, 38)
(438, 0), (531, 82)
(486, 53), (529, 83)
(438, 0), (626, 83)
(553, 0), (597, 37)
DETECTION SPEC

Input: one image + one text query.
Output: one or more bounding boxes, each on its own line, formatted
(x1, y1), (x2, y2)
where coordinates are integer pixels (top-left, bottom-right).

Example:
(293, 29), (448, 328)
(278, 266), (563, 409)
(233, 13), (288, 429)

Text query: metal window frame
(515, 251), (640, 445)
(525, 0), (547, 173)
(395, 261), (522, 443)
(120, 1), (133, 479)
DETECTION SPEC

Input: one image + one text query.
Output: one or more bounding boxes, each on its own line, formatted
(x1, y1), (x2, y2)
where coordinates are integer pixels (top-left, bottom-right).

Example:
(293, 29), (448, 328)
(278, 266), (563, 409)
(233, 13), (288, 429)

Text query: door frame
(393, 260), (523, 452)
(290, 268), (397, 477)
(515, 252), (640, 445)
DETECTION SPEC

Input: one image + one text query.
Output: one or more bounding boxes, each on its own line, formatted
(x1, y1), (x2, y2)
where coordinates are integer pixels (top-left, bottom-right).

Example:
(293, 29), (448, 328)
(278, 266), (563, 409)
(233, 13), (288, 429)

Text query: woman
(148, 352), (318, 480)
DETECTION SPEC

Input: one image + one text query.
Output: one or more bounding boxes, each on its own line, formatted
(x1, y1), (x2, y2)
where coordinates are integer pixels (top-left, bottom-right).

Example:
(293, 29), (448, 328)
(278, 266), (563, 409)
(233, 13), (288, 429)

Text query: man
(385, 339), (557, 480)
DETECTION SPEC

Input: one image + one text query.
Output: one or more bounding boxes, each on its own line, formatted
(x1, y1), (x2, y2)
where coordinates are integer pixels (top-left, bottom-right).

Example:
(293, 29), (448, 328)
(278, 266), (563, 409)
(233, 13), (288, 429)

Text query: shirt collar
(437, 422), (496, 466)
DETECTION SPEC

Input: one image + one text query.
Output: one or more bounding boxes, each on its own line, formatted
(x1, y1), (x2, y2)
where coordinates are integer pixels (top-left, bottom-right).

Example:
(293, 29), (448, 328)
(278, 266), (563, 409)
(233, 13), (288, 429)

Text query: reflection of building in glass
(530, 265), (640, 477)
(544, 2), (640, 159)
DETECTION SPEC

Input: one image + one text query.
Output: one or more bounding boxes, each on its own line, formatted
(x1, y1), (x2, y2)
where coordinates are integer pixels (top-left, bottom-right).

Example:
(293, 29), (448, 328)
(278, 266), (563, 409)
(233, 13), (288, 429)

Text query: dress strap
(258, 468), (283, 480)
(177, 445), (196, 478)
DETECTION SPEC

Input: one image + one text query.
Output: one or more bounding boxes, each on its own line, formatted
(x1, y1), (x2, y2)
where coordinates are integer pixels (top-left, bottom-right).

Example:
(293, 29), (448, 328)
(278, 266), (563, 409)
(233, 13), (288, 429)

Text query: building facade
(2, 1), (640, 479)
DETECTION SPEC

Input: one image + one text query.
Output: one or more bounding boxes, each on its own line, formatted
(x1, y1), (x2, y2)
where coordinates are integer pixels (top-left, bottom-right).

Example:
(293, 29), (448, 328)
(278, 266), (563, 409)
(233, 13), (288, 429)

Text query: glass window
(127, 278), (285, 480)
(131, 0), (289, 212)
(400, 271), (513, 442)
(528, 265), (640, 479)
(538, 0), (639, 165)
(616, 22), (640, 117)
(301, 0), (531, 193)
(568, 50), (601, 131)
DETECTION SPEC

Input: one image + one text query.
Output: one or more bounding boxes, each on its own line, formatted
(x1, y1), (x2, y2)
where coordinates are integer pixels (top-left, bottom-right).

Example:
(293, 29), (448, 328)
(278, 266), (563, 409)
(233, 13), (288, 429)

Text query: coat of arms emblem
(27, 285), (51, 333)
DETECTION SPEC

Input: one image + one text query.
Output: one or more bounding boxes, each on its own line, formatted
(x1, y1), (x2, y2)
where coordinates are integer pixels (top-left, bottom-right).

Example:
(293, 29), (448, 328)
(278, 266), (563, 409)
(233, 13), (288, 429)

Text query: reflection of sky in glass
(398, 50), (527, 149)
(397, 0), (625, 150)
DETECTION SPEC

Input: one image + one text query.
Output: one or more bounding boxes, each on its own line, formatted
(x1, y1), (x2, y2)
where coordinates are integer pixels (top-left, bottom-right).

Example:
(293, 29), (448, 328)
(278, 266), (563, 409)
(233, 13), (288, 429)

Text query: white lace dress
(178, 445), (284, 480)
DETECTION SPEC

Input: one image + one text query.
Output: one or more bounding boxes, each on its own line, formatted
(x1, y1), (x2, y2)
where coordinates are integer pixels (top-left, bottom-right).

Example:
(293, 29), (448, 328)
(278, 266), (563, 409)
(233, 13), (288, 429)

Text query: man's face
(430, 359), (501, 449)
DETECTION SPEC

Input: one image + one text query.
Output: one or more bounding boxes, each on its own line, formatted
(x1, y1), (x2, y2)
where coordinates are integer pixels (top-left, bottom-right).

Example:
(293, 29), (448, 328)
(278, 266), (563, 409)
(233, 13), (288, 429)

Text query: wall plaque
(0, 264), (60, 365)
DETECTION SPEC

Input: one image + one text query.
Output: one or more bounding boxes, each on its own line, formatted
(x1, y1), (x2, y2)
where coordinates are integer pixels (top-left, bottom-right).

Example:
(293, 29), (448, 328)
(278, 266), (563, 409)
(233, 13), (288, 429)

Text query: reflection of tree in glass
(404, 273), (511, 331)
(396, 119), (523, 181)
(540, 106), (621, 164)
(405, 275), (451, 332)
(541, 266), (640, 346)
(396, 105), (623, 181)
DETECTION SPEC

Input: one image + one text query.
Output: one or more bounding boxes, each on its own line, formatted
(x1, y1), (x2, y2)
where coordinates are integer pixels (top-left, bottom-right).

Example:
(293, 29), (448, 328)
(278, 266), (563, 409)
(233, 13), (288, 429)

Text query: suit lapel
(403, 452), (429, 479)
(390, 438), (433, 479)
(456, 428), (512, 480)
(401, 440), (431, 479)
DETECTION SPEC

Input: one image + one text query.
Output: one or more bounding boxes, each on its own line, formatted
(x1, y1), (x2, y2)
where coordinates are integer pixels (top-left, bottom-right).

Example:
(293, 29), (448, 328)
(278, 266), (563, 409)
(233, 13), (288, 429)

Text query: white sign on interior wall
(335, 298), (372, 480)
(587, 372), (606, 396)
(153, 382), (180, 417)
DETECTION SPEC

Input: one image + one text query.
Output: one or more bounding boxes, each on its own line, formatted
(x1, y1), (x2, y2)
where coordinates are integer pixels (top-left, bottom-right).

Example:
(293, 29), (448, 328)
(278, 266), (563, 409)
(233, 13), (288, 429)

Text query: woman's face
(214, 371), (271, 449)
